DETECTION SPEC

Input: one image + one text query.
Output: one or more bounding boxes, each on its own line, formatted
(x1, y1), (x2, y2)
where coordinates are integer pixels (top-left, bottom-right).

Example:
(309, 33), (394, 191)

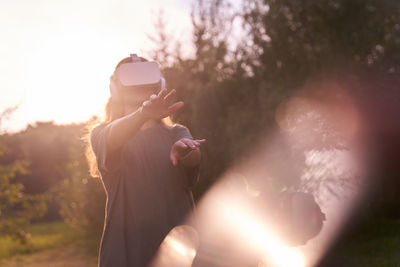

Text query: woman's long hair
(84, 56), (173, 177)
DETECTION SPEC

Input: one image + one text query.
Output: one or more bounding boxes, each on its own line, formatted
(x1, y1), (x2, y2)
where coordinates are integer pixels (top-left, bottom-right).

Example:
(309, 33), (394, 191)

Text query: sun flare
(20, 24), (125, 125)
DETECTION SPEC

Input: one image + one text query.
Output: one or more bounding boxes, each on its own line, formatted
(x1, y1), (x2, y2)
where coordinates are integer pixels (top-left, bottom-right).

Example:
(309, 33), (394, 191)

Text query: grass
(0, 221), (100, 267)
(319, 218), (400, 266)
(1, 218), (399, 266)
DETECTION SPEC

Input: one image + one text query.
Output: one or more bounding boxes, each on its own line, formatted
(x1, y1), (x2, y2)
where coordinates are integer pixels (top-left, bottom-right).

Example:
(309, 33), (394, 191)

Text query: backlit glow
(151, 225), (199, 267)
(222, 202), (305, 267)
(0, 0), (192, 132)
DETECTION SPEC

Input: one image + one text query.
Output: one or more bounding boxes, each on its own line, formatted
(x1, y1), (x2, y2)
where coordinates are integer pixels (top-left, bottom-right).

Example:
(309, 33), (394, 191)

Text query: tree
(0, 109), (46, 244)
(149, 0), (400, 199)
(55, 127), (105, 234)
(3, 122), (86, 220)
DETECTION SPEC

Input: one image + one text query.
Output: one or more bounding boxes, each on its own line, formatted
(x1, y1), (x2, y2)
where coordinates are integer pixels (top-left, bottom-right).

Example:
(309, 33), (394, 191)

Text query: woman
(86, 55), (205, 266)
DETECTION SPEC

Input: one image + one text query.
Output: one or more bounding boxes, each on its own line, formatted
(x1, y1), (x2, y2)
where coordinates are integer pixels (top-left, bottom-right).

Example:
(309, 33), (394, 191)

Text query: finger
(188, 140), (199, 149)
(175, 141), (188, 149)
(181, 139), (197, 149)
(158, 88), (168, 99)
(190, 140), (202, 147)
(150, 94), (158, 102)
(170, 152), (178, 166)
(168, 101), (184, 114)
(187, 139), (205, 147)
(164, 89), (176, 104)
(142, 100), (151, 107)
(179, 138), (193, 146)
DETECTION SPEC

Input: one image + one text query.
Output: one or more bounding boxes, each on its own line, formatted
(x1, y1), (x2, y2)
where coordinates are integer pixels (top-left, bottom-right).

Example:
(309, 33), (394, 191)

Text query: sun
(19, 23), (127, 126)
(1, 0), (194, 132)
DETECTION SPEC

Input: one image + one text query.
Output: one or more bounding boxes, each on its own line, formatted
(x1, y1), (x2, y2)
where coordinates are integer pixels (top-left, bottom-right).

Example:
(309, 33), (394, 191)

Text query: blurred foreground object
(276, 191), (326, 247)
(151, 190), (323, 267)
(150, 71), (397, 266)
(151, 225), (199, 267)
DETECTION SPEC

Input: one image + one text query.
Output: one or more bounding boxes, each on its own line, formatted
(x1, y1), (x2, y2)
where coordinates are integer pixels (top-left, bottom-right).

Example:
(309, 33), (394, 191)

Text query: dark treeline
(159, 0), (400, 200)
(0, 121), (105, 241)
(1, 0), (399, 255)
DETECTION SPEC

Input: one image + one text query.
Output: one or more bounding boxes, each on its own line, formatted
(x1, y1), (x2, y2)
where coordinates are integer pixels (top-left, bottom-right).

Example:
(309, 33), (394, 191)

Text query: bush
(55, 136), (105, 235)
(0, 133), (47, 244)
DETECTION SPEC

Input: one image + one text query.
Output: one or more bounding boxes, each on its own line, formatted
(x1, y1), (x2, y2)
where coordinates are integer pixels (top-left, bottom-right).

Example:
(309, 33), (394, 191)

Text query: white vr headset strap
(160, 77), (166, 90)
(130, 54), (141, 62)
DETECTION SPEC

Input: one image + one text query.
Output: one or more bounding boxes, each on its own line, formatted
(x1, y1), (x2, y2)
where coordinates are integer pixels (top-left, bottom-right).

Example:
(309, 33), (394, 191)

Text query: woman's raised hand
(139, 88), (184, 120)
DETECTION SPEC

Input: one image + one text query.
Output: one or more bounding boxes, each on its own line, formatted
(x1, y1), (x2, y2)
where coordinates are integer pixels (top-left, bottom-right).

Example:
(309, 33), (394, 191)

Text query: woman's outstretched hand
(170, 138), (206, 166)
(139, 88), (184, 121)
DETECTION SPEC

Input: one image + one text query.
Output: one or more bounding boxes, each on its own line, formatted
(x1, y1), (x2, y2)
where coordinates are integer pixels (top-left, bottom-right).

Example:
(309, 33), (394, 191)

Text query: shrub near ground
(0, 221), (100, 266)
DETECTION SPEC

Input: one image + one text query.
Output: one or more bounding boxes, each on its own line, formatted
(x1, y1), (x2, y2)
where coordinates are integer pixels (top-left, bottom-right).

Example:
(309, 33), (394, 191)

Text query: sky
(0, 0), (194, 132)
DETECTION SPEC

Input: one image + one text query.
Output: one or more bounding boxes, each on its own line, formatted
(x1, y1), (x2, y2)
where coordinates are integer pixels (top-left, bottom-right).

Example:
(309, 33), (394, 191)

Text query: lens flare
(152, 77), (368, 267)
(220, 201), (305, 267)
(151, 225), (199, 267)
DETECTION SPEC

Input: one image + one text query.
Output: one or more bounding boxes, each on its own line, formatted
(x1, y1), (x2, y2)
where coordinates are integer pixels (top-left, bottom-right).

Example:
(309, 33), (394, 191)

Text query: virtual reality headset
(110, 54), (165, 99)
